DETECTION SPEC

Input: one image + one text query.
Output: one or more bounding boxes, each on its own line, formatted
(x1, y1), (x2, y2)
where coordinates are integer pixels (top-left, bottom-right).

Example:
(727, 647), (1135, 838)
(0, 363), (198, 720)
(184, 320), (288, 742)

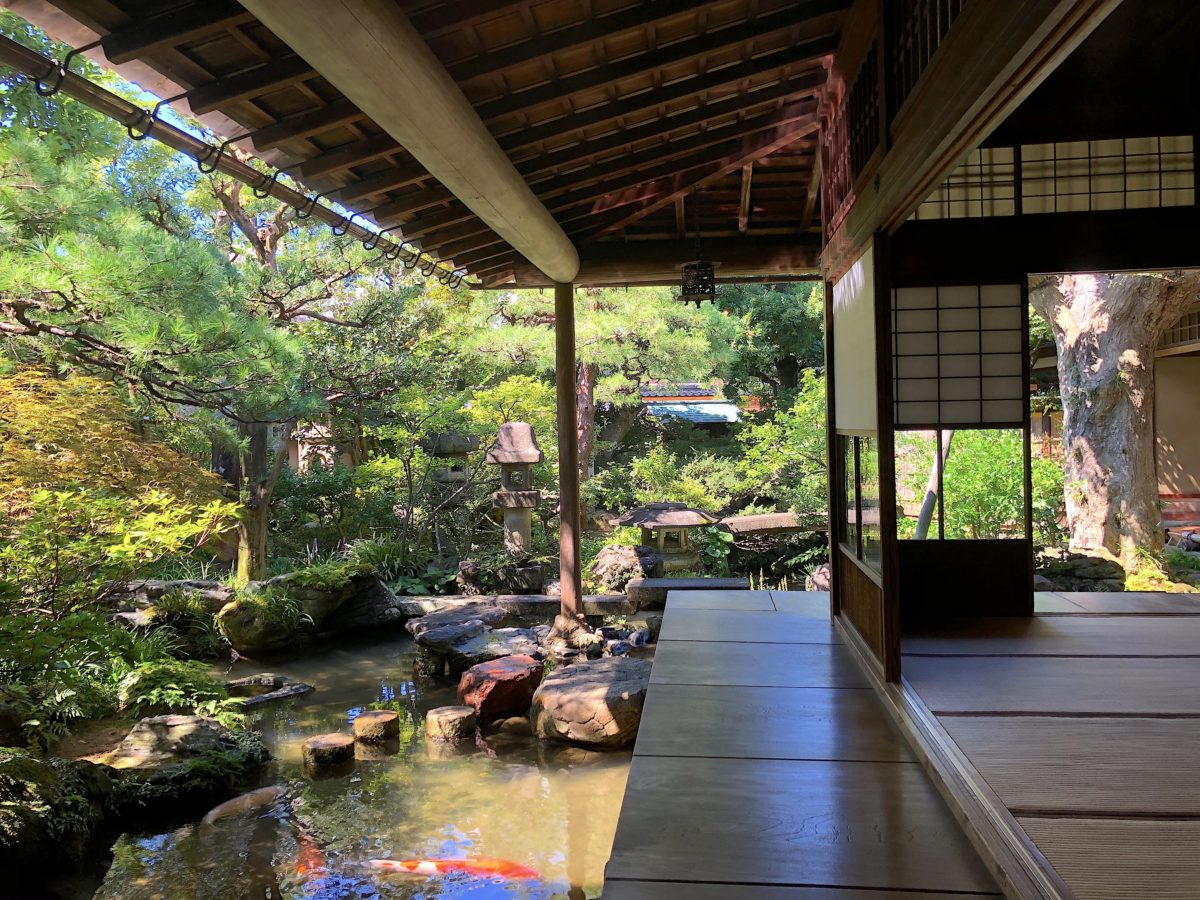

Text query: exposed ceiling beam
(513, 76), (822, 178)
(249, 98), (366, 151)
(186, 55), (313, 115)
(498, 236), (820, 286)
(581, 117), (821, 239)
(446, 0), (715, 83)
(243, 0), (578, 283)
(675, 197), (687, 237)
(100, 0), (253, 64)
(497, 45), (831, 153)
(285, 132), (400, 179)
(327, 163), (430, 204)
(738, 162), (754, 233)
(529, 101), (817, 199)
(409, 0), (532, 40)
(474, 9), (840, 123)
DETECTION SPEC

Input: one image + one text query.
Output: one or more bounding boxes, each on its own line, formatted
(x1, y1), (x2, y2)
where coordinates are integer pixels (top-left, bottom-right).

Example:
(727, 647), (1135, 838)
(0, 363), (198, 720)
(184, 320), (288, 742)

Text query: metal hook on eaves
(33, 39), (100, 97)
(364, 224), (402, 253)
(127, 91), (186, 142)
(197, 132), (250, 174)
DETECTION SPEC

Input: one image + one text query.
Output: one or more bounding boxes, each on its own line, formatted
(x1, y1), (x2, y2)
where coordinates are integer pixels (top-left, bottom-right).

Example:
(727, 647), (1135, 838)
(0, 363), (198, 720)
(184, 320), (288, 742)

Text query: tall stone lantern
(487, 422), (543, 555)
(420, 432), (480, 492)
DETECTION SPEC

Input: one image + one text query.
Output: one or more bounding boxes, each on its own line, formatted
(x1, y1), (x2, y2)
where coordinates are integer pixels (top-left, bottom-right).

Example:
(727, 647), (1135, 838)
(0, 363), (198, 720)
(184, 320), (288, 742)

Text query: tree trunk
(595, 404), (642, 464)
(235, 421), (287, 584)
(576, 362), (599, 482)
(1029, 273), (1199, 565)
(914, 430), (954, 540)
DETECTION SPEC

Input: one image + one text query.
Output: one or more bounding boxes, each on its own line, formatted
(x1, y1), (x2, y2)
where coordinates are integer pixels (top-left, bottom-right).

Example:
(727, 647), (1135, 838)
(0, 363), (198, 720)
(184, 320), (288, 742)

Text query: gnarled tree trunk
(576, 362), (599, 482)
(235, 421), (288, 584)
(1029, 272), (1199, 565)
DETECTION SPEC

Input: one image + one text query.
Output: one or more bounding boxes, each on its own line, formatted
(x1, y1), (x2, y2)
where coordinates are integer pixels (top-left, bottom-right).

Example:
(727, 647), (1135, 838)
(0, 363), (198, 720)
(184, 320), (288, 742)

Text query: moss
(0, 749), (105, 862)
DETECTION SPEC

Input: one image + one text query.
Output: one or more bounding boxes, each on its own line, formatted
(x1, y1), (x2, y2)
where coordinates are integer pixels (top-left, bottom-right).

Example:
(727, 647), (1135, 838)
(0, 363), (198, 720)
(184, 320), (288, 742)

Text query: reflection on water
(93, 633), (632, 899)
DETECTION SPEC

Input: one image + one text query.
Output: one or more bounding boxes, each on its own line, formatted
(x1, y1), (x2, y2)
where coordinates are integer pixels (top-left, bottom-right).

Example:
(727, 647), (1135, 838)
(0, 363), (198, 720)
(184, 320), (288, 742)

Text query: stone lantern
(421, 432), (480, 490)
(614, 501), (719, 573)
(487, 422), (543, 555)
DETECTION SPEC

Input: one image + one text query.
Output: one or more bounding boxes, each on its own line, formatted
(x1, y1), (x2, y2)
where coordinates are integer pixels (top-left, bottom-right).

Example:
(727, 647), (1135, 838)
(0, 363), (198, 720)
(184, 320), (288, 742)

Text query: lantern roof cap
(614, 501), (719, 528)
(420, 431), (480, 457)
(486, 422), (544, 464)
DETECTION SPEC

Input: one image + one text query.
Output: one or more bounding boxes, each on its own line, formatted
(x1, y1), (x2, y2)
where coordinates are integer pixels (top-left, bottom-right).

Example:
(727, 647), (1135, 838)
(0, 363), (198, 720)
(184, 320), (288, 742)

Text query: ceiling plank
(497, 45), (830, 152)
(328, 163), (430, 204)
(186, 55), (314, 115)
(474, 8), (840, 122)
(738, 162), (753, 233)
(409, 0), (532, 40)
(249, 98), (366, 151)
(675, 197), (687, 237)
(101, 0), (254, 64)
(580, 117), (821, 239)
(798, 150), (821, 231)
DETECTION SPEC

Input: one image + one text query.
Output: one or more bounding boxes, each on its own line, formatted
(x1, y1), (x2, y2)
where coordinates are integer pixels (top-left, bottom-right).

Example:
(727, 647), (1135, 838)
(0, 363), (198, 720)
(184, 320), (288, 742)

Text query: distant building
(641, 382), (742, 428)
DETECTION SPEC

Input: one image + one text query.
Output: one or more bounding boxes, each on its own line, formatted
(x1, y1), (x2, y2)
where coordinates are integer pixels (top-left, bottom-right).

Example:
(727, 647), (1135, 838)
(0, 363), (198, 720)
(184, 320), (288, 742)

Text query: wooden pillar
(555, 281), (583, 618)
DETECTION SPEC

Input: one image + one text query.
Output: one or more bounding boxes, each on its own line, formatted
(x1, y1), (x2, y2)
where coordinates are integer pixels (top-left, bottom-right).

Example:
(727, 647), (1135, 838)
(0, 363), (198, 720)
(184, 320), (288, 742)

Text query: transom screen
(892, 284), (1025, 428)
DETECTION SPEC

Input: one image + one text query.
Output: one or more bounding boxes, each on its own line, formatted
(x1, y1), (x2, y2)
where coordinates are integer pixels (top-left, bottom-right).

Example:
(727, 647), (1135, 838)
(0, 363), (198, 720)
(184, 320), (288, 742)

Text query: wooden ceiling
(35, 0), (846, 284)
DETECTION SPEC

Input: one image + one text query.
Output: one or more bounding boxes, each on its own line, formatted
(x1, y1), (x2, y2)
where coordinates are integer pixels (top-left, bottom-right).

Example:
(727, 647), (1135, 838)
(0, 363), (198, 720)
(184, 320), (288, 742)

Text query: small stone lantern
(421, 432), (480, 489)
(614, 501), (719, 573)
(487, 422), (543, 555)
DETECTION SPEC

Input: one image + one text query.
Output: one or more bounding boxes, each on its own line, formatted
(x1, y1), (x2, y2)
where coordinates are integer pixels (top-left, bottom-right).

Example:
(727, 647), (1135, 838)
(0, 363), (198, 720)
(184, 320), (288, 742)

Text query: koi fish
(294, 827), (327, 878)
(367, 858), (541, 880)
(201, 785), (287, 825)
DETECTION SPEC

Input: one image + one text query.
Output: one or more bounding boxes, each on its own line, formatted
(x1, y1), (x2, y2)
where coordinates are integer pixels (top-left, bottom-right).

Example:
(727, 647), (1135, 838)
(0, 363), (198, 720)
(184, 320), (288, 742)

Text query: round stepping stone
(426, 705), (477, 743)
(354, 709), (400, 742)
(302, 733), (354, 769)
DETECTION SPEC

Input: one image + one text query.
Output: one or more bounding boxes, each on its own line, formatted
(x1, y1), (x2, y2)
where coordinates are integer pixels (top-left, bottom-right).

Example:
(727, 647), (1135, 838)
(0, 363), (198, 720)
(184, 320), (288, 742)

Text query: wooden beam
(514, 76), (823, 178)
(554, 280), (583, 619)
(409, 0), (531, 40)
(738, 163), (754, 233)
(530, 101), (817, 200)
(582, 118), (821, 239)
(447, 0), (719, 83)
(285, 133), (400, 180)
(249, 98), (366, 152)
(798, 150), (821, 231)
(186, 55), (314, 115)
(497, 46), (830, 153)
(243, 0), (579, 283)
(474, 9), (841, 123)
(503, 236), (820, 286)
(675, 197), (687, 237)
(822, 0), (1122, 279)
(101, 0), (253, 64)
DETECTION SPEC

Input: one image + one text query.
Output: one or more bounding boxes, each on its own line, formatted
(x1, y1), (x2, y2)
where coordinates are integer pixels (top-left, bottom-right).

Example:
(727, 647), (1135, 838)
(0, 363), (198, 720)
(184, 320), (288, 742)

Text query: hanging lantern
(679, 260), (716, 307)
(677, 188), (717, 306)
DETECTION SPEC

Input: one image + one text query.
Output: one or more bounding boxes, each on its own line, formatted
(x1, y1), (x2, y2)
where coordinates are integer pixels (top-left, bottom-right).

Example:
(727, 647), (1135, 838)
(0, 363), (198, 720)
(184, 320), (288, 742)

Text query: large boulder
(408, 604), (540, 674)
(591, 545), (663, 593)
(458, 655), (543, 723)
(0, 749), (107, 867)
(405, 603), (508, 639)
(530, 657), (652, 748)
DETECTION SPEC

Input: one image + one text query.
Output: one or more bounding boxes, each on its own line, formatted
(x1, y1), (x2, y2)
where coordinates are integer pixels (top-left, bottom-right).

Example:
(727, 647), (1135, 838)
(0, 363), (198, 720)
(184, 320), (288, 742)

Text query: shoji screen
(833, 247), (878, 431)
(892, 283), (1024, 428)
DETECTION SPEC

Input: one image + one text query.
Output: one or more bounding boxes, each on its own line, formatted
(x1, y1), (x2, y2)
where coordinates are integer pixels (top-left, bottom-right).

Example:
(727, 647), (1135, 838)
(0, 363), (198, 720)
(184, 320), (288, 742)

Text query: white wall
(833, 246), (877, 432)
(1156, 355), (1200, 495)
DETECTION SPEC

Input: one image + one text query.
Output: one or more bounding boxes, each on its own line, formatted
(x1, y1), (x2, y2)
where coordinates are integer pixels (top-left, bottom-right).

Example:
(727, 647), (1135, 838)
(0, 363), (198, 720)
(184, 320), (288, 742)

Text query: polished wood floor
(603, 590), (999, 899)
(903, 591), (1200, 900)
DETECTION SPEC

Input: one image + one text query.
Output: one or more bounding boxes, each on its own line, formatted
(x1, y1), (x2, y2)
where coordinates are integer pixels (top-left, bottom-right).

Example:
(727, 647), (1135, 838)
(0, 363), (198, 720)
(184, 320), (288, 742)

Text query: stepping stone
(458, 655), (543, 724)
(302, 733), (354, 770)
(353, 710), (400, 742)
(426, 705), (477, 743)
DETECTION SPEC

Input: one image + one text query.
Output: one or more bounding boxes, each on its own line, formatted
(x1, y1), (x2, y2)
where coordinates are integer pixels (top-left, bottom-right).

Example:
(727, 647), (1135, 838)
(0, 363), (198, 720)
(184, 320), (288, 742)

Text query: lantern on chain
(677, 189), (717, 306)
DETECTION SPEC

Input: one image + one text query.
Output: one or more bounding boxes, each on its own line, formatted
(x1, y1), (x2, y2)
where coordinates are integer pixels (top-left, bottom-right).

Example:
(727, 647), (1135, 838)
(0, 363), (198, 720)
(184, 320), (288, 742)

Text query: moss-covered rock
(0, 749), (107, 865)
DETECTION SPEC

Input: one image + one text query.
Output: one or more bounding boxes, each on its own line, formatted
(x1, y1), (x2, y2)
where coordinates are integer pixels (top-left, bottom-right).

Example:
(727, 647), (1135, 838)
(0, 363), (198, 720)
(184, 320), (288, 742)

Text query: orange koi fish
(367, 858), (541, 880)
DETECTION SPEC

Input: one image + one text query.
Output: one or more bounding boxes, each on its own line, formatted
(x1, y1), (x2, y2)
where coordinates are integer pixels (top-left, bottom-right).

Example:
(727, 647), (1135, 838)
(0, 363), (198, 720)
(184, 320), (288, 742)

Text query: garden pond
(87, 632), (633, 899)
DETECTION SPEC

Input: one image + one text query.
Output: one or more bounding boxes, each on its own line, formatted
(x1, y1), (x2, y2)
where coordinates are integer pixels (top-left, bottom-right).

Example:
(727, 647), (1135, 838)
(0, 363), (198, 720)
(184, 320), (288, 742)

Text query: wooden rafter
(496, 45), (831, 152)
(578, 117), (820, 240)
(285, 133), (399, 179)
(738, 162), (754, 233)
(446, 0), (716, 83)
(186, 55), (313, 115)
(249, 99), (366, 152)
(473, 7), (840, 123)
(101, 0), (253, 64)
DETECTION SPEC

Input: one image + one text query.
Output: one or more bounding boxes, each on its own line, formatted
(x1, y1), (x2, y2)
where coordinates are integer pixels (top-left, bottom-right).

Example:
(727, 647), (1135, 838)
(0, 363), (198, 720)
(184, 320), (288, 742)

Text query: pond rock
(590, 545), (663, 592)
(225, 673), (314, 707)
(458, 655), (543, 723)
(426, 706), (477, 743)
(405, 603), (508, 639)
(530, 657), (652, 748)
(0, 749), (107, 867)
(414, 615), (543, 675)
(805, 563), (832, 592)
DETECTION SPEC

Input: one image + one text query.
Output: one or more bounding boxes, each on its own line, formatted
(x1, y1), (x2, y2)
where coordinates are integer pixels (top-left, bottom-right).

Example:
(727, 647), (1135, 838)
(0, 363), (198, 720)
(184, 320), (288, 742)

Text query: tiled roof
(641, 382), (719, 399)
(646, 401), (741, 424)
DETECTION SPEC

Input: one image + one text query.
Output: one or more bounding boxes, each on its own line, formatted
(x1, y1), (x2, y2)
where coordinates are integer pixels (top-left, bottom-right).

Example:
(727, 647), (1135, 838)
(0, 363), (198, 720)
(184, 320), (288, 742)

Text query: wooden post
(555, 281), (583, 618)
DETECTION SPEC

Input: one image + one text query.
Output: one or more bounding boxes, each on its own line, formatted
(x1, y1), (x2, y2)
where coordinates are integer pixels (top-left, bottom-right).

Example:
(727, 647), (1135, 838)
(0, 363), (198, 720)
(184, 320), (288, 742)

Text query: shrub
(116, 659), (227, 716)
